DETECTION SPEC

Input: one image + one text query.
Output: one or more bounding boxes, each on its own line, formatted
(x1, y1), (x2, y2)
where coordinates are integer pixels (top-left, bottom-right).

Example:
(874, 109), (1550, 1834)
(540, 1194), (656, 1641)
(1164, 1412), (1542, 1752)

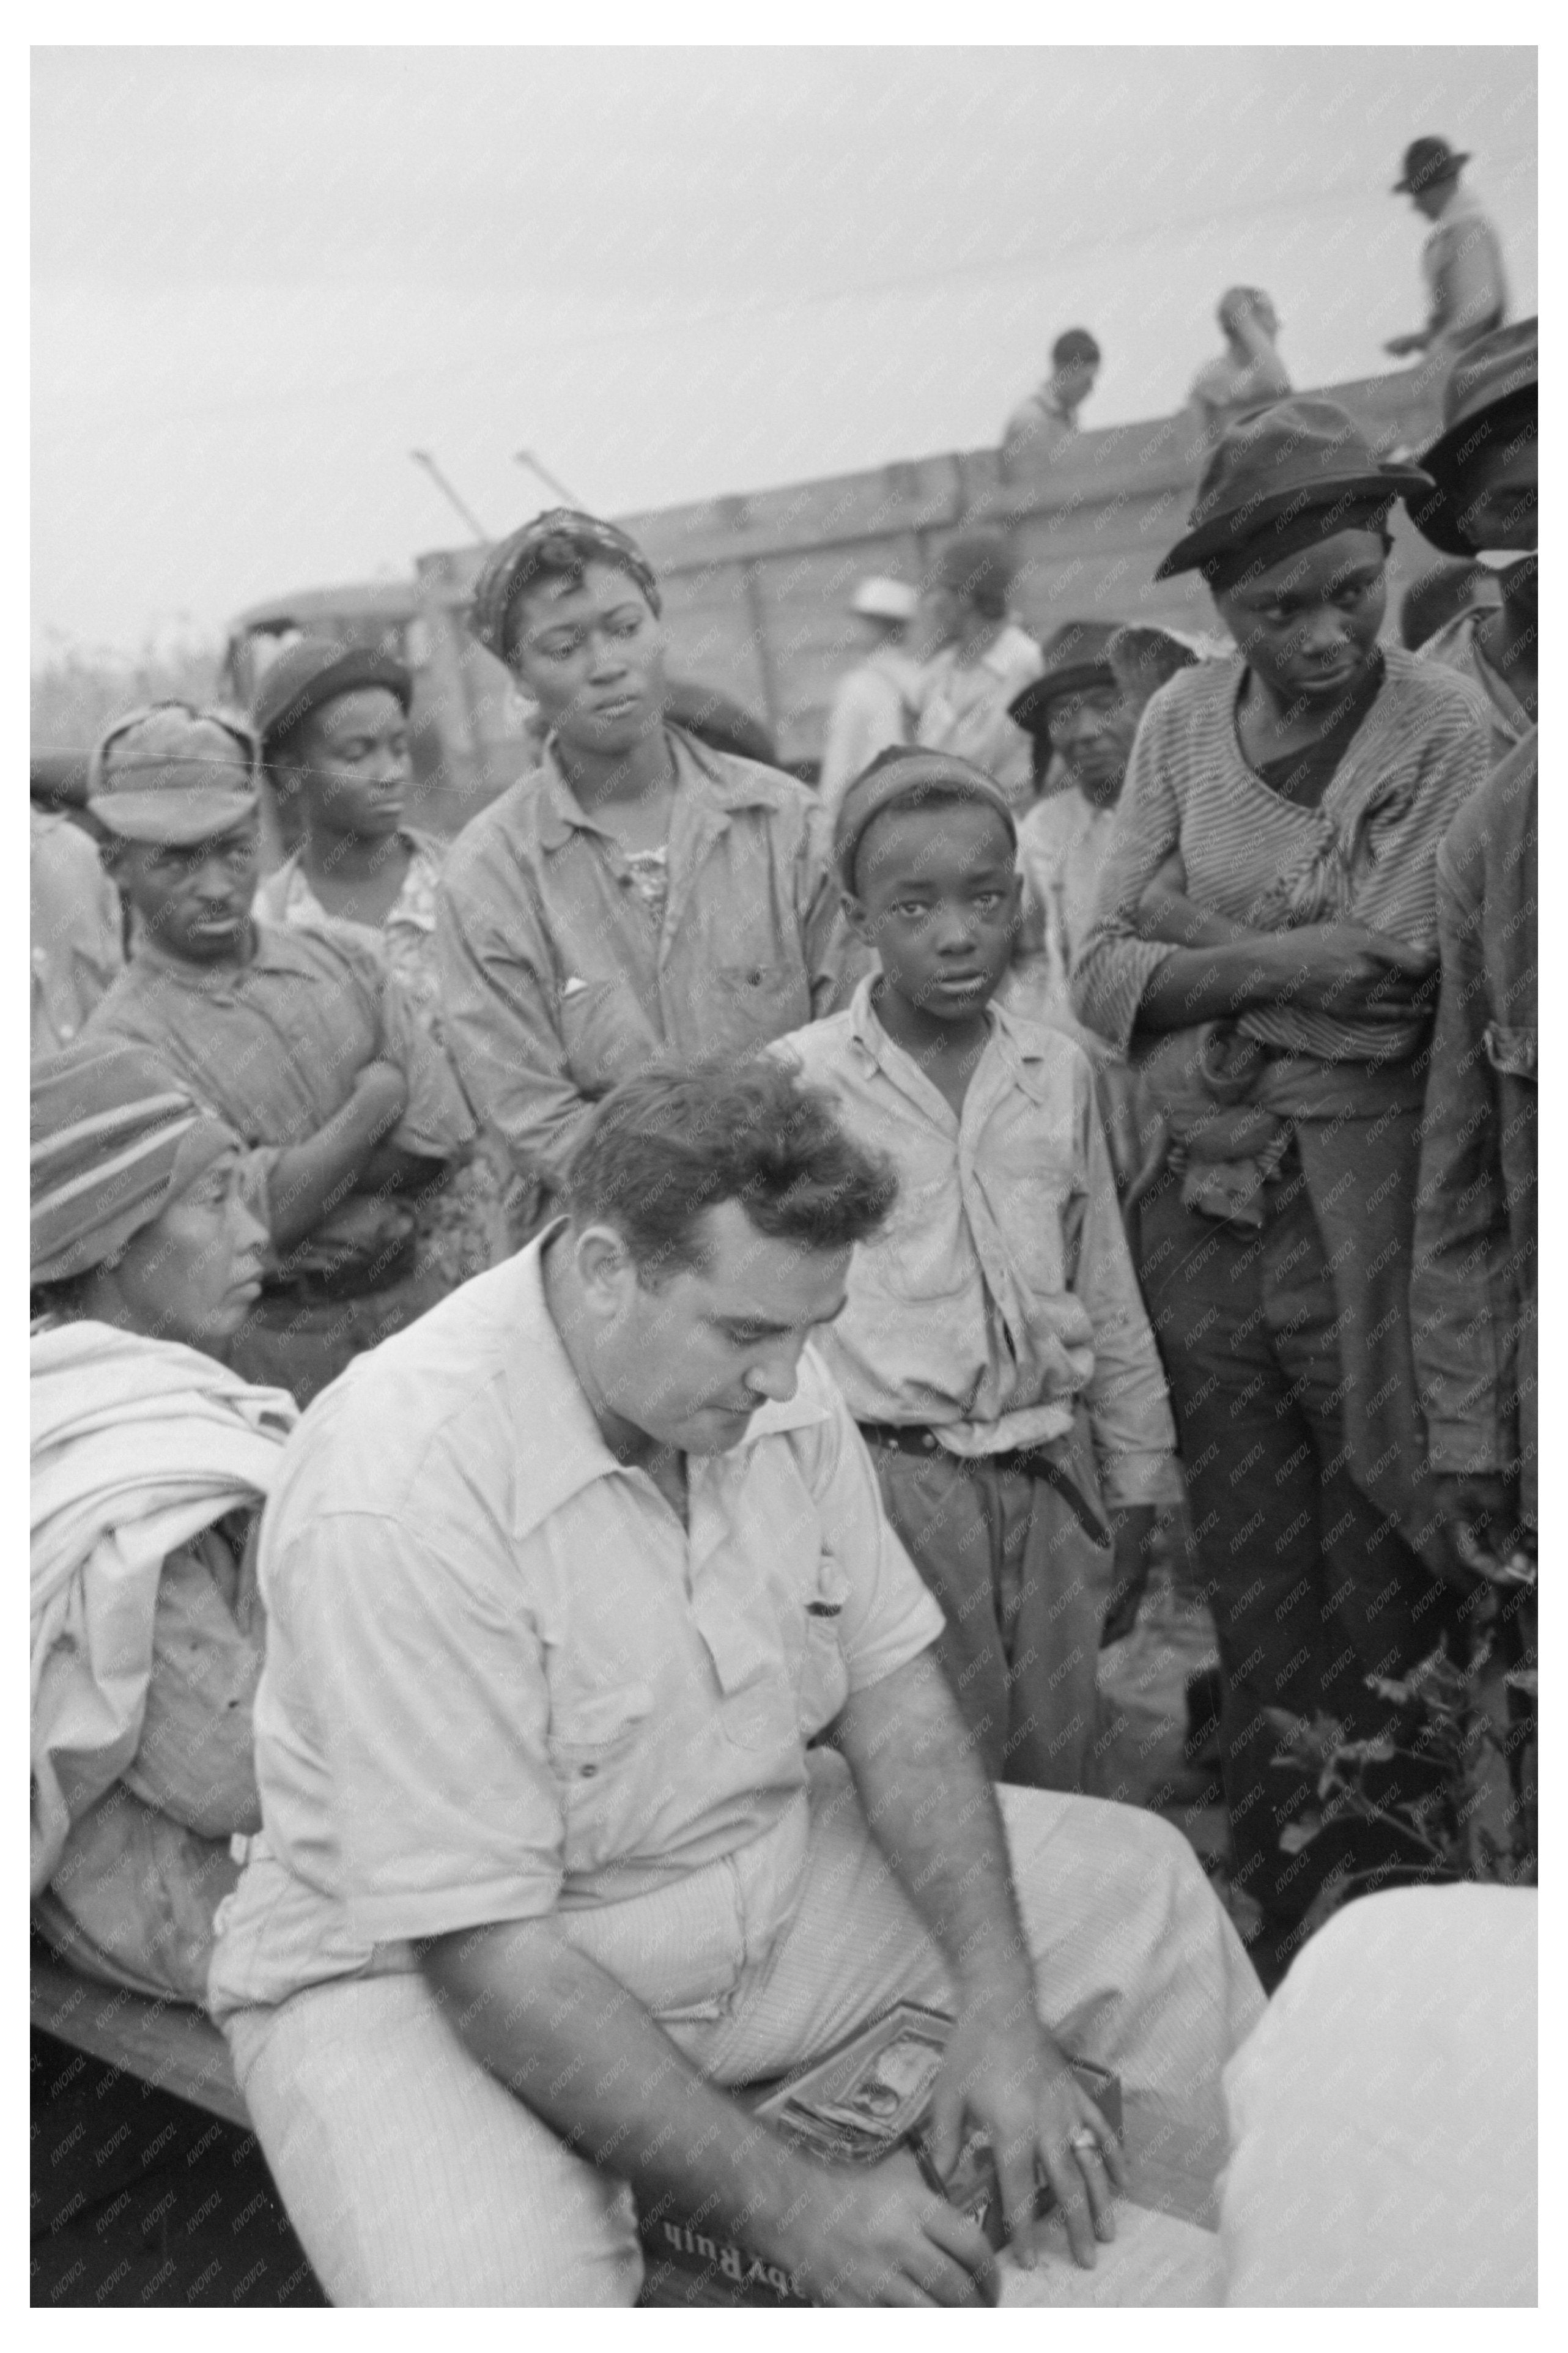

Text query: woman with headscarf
(1071, 401), (1493, 1976)
(435, 509), (864, 1215)
(31, 1039), (297, 2004)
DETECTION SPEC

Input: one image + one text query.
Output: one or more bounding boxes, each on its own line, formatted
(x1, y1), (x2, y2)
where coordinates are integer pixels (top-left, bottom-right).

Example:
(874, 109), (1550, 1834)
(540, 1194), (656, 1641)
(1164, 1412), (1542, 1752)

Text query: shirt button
(579, 1764), (598, 1778)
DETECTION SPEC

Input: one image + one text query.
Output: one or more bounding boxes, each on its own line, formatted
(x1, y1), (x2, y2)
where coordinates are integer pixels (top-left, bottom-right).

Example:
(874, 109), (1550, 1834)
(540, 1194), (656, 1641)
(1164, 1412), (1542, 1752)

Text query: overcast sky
(33, 44), (1536, 657)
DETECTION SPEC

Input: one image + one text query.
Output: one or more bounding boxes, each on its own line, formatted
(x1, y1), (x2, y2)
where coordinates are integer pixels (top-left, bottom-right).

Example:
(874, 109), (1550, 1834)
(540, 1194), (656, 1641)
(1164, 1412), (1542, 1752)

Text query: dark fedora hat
(1405, 318), (1537, 555)
(1392, 135), (1470, 194)
(1154, 399), (1432, 583)
(1007, 621), (1119, 735)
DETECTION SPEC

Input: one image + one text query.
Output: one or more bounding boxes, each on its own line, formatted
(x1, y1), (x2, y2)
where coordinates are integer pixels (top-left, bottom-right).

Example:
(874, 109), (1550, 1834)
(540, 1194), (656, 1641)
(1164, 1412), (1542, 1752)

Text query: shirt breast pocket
(982, 1143), (1076, 1296)
(545, 1681), (655, 1872)
(558, 979), (656, 1095)
(867, 1170), (970, 1302)
(713, 961), (811, 1044)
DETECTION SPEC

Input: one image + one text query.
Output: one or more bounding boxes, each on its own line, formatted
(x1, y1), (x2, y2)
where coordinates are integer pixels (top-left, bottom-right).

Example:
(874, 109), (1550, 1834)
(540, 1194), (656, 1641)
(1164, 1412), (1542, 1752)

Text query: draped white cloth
(31, 1321), (297, 1896)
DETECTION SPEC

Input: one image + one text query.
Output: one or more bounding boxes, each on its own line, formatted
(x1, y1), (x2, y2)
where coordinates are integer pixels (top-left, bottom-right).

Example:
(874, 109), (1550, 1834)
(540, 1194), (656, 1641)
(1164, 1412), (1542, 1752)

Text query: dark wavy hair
(564, 1060), (898, 1285)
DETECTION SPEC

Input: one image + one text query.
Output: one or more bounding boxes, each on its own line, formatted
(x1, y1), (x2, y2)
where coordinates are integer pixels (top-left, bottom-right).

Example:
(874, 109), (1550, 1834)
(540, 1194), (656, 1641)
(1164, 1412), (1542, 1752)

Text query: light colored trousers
(1220, 1885), (1537, 2305)
(225, 1754), (1264, 2305)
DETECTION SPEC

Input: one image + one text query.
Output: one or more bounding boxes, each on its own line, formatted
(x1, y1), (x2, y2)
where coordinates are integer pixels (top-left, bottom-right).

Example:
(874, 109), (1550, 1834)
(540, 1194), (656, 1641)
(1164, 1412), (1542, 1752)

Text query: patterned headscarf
(31, 1040), (240, 1286)
(466, 510), (662, 665)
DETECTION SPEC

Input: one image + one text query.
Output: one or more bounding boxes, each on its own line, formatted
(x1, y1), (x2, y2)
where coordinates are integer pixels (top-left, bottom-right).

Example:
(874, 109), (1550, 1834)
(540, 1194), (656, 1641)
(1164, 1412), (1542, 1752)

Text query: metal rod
(513, 449), (585, 509)
(410, 450), (490, 543)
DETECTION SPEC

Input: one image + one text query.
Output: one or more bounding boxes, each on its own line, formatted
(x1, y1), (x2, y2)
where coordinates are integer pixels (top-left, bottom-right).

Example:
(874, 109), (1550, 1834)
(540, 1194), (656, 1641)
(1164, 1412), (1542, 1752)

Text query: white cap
(850, 575), (919, 623)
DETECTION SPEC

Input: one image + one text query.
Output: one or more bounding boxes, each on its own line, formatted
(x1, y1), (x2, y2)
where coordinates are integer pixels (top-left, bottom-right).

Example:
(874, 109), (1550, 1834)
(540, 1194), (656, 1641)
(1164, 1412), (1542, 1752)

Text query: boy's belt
(855, 1421), (1112, 1548)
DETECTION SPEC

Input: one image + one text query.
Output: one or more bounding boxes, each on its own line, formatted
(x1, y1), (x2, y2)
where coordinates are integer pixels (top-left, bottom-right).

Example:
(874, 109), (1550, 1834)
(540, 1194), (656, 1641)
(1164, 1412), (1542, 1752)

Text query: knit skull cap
(87, 703), (260, 846)
(251, 636), (412, 757)
(834, 746), (1017, 893)
(1406, 317), (1538, 555)
(467, 509), (662, 665)
(1154, 399), (1432, 585)
(31, 1039), (240, 1285)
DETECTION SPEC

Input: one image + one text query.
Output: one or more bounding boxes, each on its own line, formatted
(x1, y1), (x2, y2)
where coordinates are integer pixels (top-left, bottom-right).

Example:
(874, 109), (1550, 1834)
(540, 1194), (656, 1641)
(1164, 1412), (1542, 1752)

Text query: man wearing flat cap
(1385, 136), (1507, 371)
(912, 531), (1044, 813)
(435, 509), (865, 1213)
(817, 575), (922, 816)
(80, 701), (476, 1404)
(1403, 318), (1537, 759)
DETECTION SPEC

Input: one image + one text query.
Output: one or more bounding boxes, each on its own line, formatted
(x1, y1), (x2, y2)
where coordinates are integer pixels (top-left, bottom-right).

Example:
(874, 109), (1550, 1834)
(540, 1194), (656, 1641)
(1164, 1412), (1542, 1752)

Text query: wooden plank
(31, 1957), (248, 2130)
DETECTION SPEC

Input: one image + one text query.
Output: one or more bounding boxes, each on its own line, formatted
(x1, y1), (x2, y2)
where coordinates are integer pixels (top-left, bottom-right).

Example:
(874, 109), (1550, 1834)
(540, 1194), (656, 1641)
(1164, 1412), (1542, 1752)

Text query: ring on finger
(1069, 2127), (1100, 2155)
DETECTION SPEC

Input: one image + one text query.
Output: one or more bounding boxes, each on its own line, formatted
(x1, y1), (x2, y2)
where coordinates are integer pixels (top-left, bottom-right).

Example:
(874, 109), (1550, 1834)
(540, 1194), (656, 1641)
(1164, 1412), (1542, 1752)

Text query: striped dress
(1072, 646), (1493, 1062)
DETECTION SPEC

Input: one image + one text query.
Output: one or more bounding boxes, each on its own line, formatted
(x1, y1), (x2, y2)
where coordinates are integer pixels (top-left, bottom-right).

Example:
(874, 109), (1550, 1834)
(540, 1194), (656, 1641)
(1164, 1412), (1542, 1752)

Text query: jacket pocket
(559, 979), (657, 1096)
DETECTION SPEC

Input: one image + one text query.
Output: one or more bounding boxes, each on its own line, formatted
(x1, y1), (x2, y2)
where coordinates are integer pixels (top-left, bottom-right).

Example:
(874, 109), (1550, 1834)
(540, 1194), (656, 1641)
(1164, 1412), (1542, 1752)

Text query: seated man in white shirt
(209, 1060), (1263, 2308)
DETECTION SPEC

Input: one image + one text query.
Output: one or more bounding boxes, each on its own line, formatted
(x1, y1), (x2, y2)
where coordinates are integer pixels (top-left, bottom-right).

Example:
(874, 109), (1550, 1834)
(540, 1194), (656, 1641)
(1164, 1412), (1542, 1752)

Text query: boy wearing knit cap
(777, 750), (1180, 1792)
(80, 702), (476, 1405)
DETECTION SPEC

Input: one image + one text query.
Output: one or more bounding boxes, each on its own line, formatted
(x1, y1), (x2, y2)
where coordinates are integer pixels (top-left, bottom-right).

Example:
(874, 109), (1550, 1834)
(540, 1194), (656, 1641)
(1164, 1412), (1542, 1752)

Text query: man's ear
(574, 1222), (635, 1313)
(99, 837), (133, 883)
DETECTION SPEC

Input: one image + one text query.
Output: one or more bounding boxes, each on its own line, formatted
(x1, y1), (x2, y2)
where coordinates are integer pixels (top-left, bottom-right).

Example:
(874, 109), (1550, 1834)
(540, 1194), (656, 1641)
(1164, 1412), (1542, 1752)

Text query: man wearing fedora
(1385, 136), (1507, 371)
(1071, 399), (1495, 1973)
(818, 575), (923, 815)
(1403, 319), (1537, 759)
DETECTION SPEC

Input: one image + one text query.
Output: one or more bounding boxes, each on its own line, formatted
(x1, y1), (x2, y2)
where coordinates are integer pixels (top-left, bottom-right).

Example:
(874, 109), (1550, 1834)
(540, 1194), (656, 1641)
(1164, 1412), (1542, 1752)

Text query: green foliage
(1265, 1603), (1537, 1934)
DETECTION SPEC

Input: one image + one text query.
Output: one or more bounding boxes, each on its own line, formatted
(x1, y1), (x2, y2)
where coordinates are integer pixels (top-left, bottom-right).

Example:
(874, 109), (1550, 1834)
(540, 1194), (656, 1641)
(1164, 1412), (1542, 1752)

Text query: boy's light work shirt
(435, 724), (864, 1192)
(775, 981), (1178, 1505)
(207, 1233), (943, 2020)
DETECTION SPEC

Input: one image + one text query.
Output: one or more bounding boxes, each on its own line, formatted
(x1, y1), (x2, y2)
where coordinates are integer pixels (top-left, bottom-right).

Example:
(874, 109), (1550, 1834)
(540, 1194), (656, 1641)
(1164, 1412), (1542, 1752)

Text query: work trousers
(1137, 1162), (1455, 1929)
(865, 1437), (1115, 1793)
(223, 1753), (1263, 2307)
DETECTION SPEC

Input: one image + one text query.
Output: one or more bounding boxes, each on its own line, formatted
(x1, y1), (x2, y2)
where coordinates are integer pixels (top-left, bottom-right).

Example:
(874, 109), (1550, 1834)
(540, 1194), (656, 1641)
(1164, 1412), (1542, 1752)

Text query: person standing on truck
(79, 703), (476, 1405)
(1185, 288), (1292, 446)
(999, 328), (1101, 479)
(435, 509), (865, 1217)
(250, 635), (517, 1275)
(1384, 136), (1507, 371)
(911, 531), (1044, 815)
(817, 575), (922, 817)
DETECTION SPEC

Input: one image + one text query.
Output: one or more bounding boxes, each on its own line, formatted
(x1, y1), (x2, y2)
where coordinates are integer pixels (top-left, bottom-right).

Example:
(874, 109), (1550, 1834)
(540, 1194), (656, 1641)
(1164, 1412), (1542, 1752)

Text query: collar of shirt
(504, 1220), (832, 1544)
(841, 972), (1059, 1128)
(534, 724), (783, 854)
(127, 921), (264, 992)
(270, 830), (444, 934)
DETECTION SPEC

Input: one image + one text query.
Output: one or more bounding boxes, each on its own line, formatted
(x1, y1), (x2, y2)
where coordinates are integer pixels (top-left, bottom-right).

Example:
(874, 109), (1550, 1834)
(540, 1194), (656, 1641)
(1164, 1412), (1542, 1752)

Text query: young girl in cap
(253, 637), (516, 1276)
(1073, 399), (1494, 1973)
(31, 1040), (297, 2004)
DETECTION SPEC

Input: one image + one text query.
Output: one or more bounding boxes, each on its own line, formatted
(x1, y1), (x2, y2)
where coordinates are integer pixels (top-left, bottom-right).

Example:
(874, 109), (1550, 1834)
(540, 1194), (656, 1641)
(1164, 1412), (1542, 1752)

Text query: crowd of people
(30, 135), (1536, 2307)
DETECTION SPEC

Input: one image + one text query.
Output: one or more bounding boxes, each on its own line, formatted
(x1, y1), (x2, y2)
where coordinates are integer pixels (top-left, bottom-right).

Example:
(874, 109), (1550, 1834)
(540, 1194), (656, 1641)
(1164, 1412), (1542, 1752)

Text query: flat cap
(86, 703), (259, 846)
